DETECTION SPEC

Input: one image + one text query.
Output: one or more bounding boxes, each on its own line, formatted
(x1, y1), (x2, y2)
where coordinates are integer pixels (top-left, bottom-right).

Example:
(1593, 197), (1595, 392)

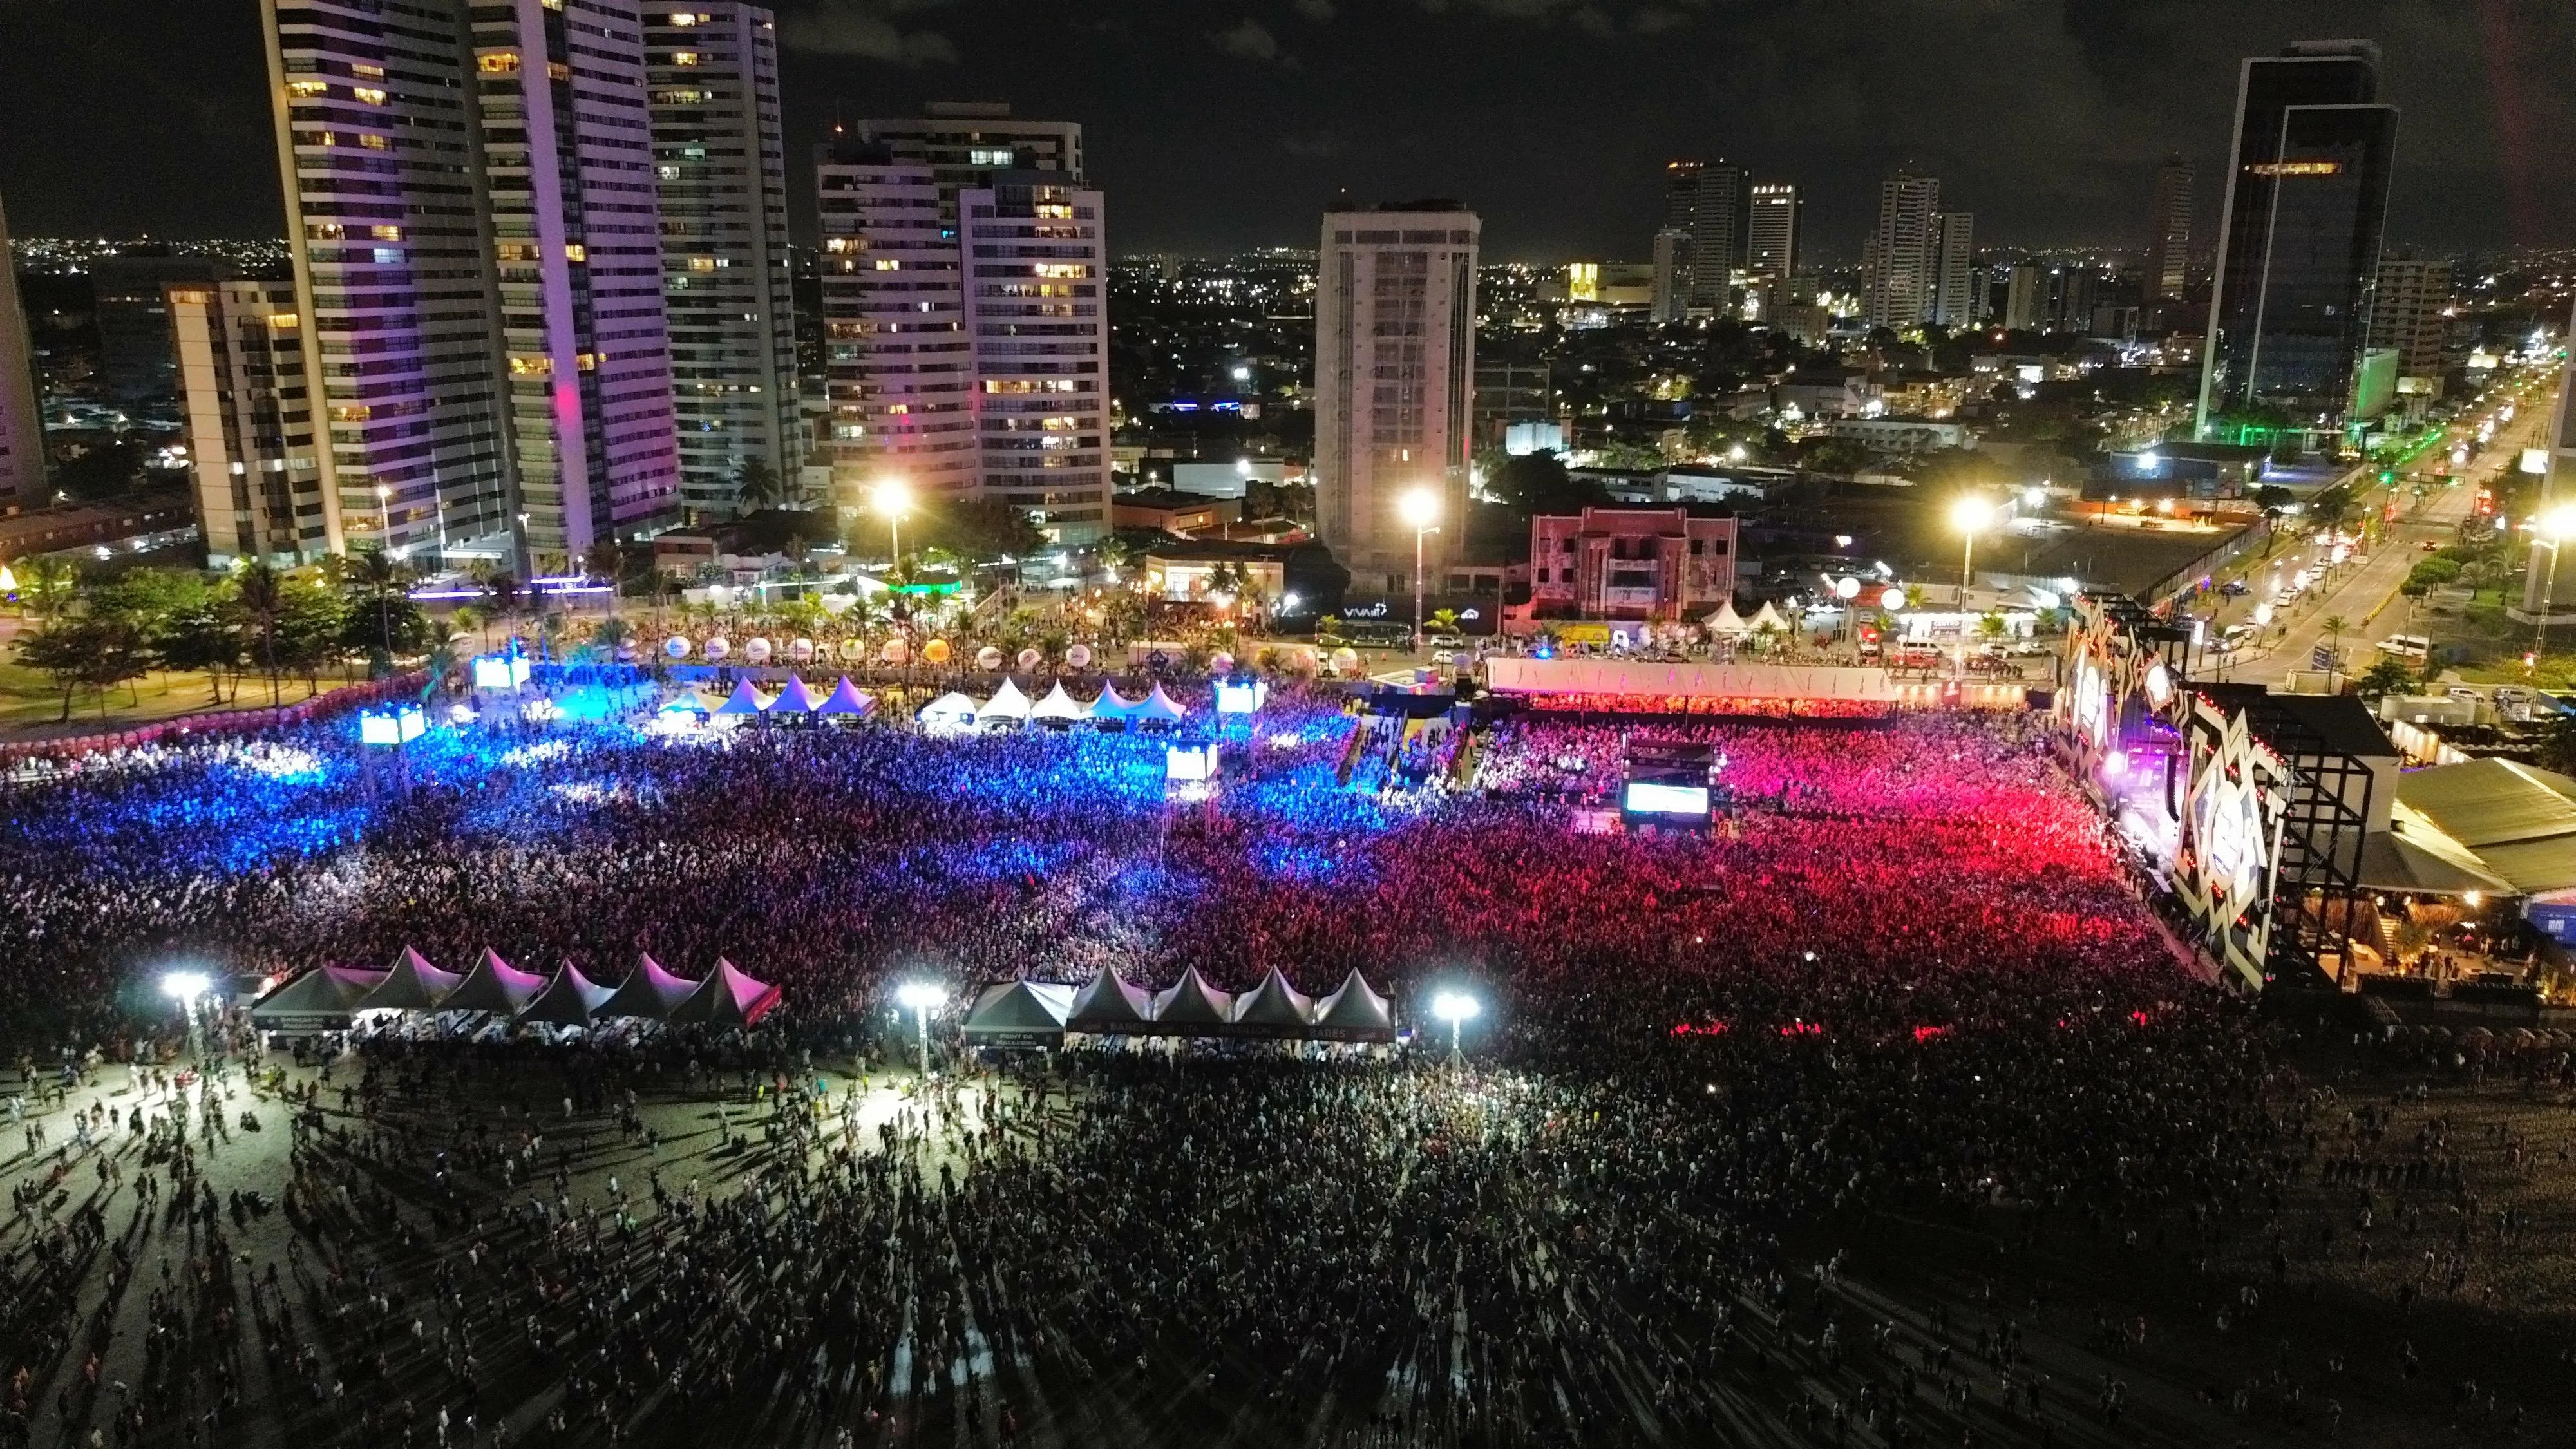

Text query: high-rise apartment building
(256, 0), (679, 568)
(2365, 254), (2452, 386)
(94, 255), (234, 406)
(1658, 160), (1751, 317)
(1929, 211), (1977, 328)
(2196, 40), (2400, 437)
(167, 279), (327, 566)
(2143, 154), (2194, 318)
(1316, 204), (1479, 592)
(645, 3), (799, 520)
(0, 188), (43, 505)
(2003, 262), (2048, 332)
(1649, 227), (1687, 325)
(1746, 184), (1801, 283)
(1864, 171), (1941, 330)
(815, 105), (1108, 541)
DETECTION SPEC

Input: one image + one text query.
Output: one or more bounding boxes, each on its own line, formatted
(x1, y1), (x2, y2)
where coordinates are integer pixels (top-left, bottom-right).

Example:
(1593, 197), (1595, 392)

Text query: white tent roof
(816, 677), (874, 715)
(1137, 683), (1187, 723)
(772, 675), (819, 713)
(1704, 599), (1748, 634)
(662, 688), (714, 714)
(1066, 968), (1152, 1030)
(1090, 687), (1146, 721)
(355, 947), (462, 1012)
(980, 677), (1034, 721)
(598, 953), (698, 1019)
(440, 947), (545, 1014)
(918, 690), (979, 723)
(1747, 600), (1786, 632)
(1311, 970), (1396, 1041)
(714, 679), (768, 715)
(1030, 681), (1089, 721)
(250, 965), (388, 1026)
(961, 980), (1077, 1039)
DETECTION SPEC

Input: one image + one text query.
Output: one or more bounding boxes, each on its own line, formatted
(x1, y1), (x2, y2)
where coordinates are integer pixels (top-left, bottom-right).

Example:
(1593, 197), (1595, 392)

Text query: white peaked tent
(598, 953), (699, 1019)
(662, 688), (715, 715)
(772, 675), (820, 714)
(1747, 600), (1786, 633)
(1704, 599), (1749, 635)
(1146, 967), (1235, 1034)
(251, 965), (390, 1030)
(1089, 687), (1146, 724)
(1311, 970), (1397, 1042)
(440, 947), (547, 1014)
(980, 677), (1034, 721)
(355, 947), (462, 1012)
(520, 961), (616, 1027)
(918, 692), (979, 728)
(669, 957), (779, 1027)
(1030, 681), (1089, 723)
(1066, 969), (1153, 1032)
(1137, 683), (1188, 725)
(960, 980), (1076, 1042)
(1231, 967), (1316, 1034)
(817, 677), (875, 716)
(715, 679), (768, 715)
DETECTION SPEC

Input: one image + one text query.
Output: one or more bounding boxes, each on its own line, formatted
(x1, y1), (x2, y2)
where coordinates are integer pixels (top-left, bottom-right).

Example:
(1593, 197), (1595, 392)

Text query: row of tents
(960, 967), (1396, 1045)
(920, 679), (1189, 729)
(249, 949), (779, 1033)
(672, 677), (878, 718)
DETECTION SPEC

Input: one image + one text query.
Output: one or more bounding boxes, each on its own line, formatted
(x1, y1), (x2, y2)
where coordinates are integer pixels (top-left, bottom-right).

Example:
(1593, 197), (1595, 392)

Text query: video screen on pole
(1622, 781), (1710, 818)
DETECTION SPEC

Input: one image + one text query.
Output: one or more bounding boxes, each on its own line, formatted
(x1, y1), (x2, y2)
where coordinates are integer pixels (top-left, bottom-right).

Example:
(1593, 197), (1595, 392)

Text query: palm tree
(350, 549), (407, 659)
(734, 458), (784, 514)
(233, 560), (287, 707)
(15, 556), (82, 622)
(484, 573), (522, 648)
(582, 538), (624, 617)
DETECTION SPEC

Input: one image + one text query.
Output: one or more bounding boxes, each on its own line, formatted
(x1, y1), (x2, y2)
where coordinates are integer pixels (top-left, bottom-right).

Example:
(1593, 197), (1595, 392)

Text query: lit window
(478, 51), (521, 75)
(668, 10), (696, 22)
(351, 63), (384, 78)
(873, 258), (901, 271)
(509, 355), (554, 377)
(370, 225), (402, 242)
(687, 256), (715, 272)
(968, 147), (1014, 166)
(547, 61), (569, 81)
(495, 242), (538, 262)
(287, 80), (330, 99)
(564, 243), (587, 261)
(370, 247), (402, 265)
(576, 352), (598, 371)
(671, 51), (700, 66)
(359, 133), (389, 150)
(351, 86), (388, 104)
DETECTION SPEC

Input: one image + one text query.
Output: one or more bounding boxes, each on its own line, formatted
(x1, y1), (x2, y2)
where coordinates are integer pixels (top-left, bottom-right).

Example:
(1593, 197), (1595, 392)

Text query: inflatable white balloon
(703, 636), (731, 661)
(789, 638), (815, 663)
(880, 638), (909, 664)
(1331, 646), (1359, 670)
(664, 636), (691, 659)
(840, 638), (865, 661)
(743, 636), (773, 665)
(1016, 647), (1043, 671)
(1065, 643), (1093, 670)
(976, 645), (1004, 671)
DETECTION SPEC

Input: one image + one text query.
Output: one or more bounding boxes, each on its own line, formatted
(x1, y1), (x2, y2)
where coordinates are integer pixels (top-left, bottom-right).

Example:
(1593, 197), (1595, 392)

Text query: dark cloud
(1209, 17), (1282, 61)
(777, 1), (958, 65)
(1294, 0), (1338, 20)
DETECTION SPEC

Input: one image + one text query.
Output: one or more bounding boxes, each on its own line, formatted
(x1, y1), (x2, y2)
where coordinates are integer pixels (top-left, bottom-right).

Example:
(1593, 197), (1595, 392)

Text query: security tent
(1231, 967), (1316, 1033)
(715, 679), (768, 715)
(918, 692), (980, 728)
(980, 677), (1034, 722)
(817, 677), (875, 716)
(772, 675), (820, 714)
(1146, 967), (1235, 1033)
(1030, 682), (1089, 723)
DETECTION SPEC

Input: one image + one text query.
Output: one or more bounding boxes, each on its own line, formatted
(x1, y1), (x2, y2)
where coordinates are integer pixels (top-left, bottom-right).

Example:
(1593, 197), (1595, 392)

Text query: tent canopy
(670, 958), (779, 1027)
(1090, 687), (1145, 722)
(598, 953), (699, 1019)
(772, 675), (820, 714)
(919, 691), (979, 724)
(1030, 682), (1089, 721)
(961, 980), (1076, 1040)
(817, 677), (875, 716)
(1067, 968), (1151, 1029)
(1147, 967), (1235, 1029)
(441, 947), (546, 1014)
(1137, 684), (1188, 723)
(356, 947), (462, 1012)
(1311, 970), (1396, 1041)
(1704, 600), (1748, 635)
(715, 679), (768, 715)
(1747, 600), (1786, 632)
(981, 677), (1034, 721)
(1232, 967), (1316, 1030)
(250, 965), (390, 1028)
(662, 688), (715, 714)
(520, 960), (615, 1027)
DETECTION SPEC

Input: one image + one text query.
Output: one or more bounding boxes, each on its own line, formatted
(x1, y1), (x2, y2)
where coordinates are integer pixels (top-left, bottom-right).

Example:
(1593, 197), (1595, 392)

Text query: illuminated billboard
(1622, 782), (1710, 819)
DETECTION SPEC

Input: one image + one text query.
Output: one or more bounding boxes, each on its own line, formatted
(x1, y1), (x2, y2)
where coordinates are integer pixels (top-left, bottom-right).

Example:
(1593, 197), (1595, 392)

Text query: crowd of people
(0, 682), (2351, 1447)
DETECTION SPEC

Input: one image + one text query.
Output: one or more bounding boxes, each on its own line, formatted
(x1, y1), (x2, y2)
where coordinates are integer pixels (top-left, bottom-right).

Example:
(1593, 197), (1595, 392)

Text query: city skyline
(3, 1), (2569, 263)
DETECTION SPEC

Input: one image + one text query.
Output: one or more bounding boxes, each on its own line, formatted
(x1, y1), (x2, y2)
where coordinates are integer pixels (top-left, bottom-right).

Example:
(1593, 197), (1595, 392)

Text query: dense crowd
(0, 686), (2307, 1447)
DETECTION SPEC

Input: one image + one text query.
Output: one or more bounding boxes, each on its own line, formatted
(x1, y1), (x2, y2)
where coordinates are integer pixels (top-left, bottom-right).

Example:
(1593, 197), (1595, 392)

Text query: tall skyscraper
(1649, 227), (1687, 325)
(257, 0), (681, 566)
(1658, 160), (1751, 317)
(2003, 262), (2048, 332)
(2365, 254), (2452, 386)
(93, 254), (234, 406)
(1746, 184), (1801, 283)
(2143, 154), (2194, 318)
(815, 105), (1108, 541)
(1863, 171), (1940, 330)
(2195, 40), (2400, 437)
(646, 3), (799, 520)
(0, 187), (43, 505)
(1315, 204), (1479, 592)
(167, 280), (326, 566)
(1929, 211), (1976, 328)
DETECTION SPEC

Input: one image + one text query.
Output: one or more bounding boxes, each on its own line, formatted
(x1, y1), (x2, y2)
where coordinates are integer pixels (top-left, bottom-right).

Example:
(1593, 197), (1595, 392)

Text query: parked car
(2219, 580), (2251, 597)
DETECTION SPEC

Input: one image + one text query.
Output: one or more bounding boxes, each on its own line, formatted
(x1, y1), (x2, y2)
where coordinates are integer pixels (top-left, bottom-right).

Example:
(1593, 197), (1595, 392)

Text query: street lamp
(873, 478), (913, 570)
(2531, 506), (2576, 664)
(896, 981), (942, 1081)
(375, 484), (393, 545)
(1430, 990), (1480, 1059)
(1949, 495), (1995, 607)
(1399, 488), (1441, 654)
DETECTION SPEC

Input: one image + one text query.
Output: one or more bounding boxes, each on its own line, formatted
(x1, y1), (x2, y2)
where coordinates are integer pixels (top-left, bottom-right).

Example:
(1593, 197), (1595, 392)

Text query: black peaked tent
(355, 947), (463, 1012)
(442, 948), (545, 1015)
(249, 966), (390, 1031)
(598, 953), (698, 1020)
(960, 981), (1076, 1043)
(1231, 967), (1316, 1037)
(1145, 968), (1235, 1036)
(1066, 969), (1152, 1034)
(1310, 971), (1397, 1043)
(520, 961), (615, 1027)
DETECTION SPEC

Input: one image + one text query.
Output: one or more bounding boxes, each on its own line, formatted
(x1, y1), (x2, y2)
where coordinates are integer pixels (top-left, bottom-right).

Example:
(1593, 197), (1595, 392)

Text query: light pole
(162, 971), (211, 1061)
(1431, 990), (1479, 1060)
(896, 981), (941, 1081)
(376, 484), (393, 548)
(1949, 495), (1994, 676)
(2532, 506), (2576, 666)
(873, 478), (913, 572)
(1399, 487), (1441, 655)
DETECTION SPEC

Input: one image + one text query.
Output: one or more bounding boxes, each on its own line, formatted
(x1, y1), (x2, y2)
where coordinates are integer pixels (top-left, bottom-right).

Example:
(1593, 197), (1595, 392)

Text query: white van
(2376, 634), (2430, 660)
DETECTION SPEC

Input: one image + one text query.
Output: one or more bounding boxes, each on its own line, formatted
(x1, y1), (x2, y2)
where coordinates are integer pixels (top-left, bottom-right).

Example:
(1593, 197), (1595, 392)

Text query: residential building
(2143, 153), (2194, 320)
(93, 254), (233, 405)
(1530, 506), (1738, 621)
(2003, 263), (2049, 332)
(1316, 203), (1479, 593)
(1828, 417), (1972, 452)
(256, 0), (679, 565)
(1864, 171), (1941, 330)
(815, 106), (1107, 541)
(1110, 488), (1236, 535)
(646, 3), (800, 520)
(1472, 359), (1552, 448)
(2365, 253), (2452, 388)
(1930, 211), (1977, 328)
(1658, 160), (1751, 317)
(1746, 183), (1801, 282)
(0, 491), (197, 564)
(2196, 39), (2400, 437)
(1649, 227), (1687, 324)
(0, 187), (41, 504)
(167, 279), (327, 566)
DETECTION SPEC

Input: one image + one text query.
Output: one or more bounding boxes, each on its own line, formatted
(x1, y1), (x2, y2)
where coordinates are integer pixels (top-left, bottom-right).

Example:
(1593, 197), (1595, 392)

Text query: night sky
(1, 0), (2568, 260)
